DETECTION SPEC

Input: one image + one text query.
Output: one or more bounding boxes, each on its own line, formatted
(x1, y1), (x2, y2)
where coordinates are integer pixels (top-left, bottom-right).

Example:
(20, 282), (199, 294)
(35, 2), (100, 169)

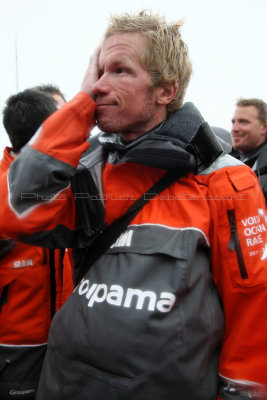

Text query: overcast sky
(0, 0), (266, 153)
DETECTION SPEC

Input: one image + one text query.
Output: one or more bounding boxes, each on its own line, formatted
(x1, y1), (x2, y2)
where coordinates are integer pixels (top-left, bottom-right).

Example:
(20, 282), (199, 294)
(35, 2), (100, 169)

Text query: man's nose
(92, 73), (110, 96)
(231, 121), (239, 132)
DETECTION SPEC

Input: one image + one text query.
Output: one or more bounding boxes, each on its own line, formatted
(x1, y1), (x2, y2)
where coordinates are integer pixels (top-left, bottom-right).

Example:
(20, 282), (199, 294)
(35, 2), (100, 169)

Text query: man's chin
(232, 139), (242, 149)
(96, 119), (121, 133)
(233, 144), (245, 153)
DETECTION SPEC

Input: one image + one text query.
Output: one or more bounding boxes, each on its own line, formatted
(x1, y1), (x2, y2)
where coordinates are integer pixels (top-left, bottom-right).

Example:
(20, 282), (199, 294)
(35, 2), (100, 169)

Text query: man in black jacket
(231, 98), (267, 201)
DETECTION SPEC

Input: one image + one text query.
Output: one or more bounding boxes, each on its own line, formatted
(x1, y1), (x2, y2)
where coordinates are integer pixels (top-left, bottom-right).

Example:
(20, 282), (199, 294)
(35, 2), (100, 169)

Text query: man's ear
(156, 81), (179, 105)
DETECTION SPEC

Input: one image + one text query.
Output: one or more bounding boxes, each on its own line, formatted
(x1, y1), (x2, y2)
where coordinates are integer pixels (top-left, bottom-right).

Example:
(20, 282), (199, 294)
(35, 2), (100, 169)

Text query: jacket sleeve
(207, 164), (267, 399)
(0, 92), (96, 248)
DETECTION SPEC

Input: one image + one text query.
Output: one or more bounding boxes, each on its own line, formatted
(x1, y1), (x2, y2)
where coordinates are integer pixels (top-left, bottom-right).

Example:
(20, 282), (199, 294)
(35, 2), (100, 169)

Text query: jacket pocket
(38, 347), (147, 400)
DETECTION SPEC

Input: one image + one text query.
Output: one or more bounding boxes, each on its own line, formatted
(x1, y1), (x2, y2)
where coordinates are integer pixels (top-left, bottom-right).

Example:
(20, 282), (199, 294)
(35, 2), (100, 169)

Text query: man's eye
(116, 68), (127, 74)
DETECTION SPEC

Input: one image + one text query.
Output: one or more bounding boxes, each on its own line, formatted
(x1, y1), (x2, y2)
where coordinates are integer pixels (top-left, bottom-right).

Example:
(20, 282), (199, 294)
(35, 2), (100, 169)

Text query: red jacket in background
(0, 147), (74, 399)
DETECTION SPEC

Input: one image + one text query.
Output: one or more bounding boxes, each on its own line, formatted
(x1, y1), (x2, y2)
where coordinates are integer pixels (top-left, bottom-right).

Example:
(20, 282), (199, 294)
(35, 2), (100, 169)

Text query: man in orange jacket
(0, 10), (266, 400)
(0, 88), (73, 400)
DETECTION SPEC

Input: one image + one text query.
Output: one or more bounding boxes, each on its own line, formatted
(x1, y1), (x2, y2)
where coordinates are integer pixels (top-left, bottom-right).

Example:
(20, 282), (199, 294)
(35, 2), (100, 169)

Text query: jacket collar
(98, 102), (224, 172)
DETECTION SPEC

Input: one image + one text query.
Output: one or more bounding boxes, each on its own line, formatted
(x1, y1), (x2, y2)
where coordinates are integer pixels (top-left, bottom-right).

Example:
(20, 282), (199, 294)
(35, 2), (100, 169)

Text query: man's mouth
(96, 103), (117, 110)
(232, 134), (243, 140)
(96, 99), (117, 106)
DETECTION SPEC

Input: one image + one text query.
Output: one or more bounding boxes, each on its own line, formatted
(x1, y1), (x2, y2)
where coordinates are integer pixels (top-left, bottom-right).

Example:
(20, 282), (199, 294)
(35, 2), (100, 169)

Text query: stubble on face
(96, 87), (159, 140)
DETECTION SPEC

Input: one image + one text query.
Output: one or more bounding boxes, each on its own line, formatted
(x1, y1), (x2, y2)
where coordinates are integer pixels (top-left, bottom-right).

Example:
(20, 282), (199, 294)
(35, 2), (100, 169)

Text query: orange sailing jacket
(0, 94), (266, 400)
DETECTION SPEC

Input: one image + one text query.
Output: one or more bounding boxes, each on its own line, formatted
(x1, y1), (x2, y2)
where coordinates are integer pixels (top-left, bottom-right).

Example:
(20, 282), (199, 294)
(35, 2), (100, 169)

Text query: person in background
(34, 84), (66, 108)
(231, 98), (267, 201)
(0, 10), (266, 400)
(0, 89), (73, 400)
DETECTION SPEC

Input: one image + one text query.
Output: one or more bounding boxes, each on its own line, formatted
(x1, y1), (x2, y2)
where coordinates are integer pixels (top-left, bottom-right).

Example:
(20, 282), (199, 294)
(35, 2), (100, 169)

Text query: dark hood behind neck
(99, 102), (224, 173)
(240, 141), (267, 164)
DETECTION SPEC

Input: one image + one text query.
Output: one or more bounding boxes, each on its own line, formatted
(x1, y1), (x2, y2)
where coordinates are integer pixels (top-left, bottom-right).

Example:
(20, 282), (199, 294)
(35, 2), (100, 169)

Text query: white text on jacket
(76, 279), (176, 313)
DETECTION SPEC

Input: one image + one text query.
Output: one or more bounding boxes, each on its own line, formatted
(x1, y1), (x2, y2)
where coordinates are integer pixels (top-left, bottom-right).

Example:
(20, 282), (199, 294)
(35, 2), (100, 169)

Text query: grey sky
(0, 0), (266, 153)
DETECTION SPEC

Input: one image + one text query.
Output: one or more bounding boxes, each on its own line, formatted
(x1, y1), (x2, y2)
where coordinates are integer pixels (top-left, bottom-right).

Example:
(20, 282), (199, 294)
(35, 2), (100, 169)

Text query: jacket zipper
(60, 249), (65, 287)
(49, 250), (57, 318)
(227, 209), (248, 279)
(0, 284), (9, 313)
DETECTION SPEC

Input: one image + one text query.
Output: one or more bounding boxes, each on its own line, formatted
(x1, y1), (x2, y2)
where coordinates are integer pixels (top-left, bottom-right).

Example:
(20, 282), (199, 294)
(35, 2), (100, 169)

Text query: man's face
(231, 106), (266, 153)
(92, 33), (166, 141)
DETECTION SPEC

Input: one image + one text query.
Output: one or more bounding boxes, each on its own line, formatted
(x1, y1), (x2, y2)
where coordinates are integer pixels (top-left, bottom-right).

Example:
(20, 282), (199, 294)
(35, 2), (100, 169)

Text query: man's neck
(241, 140), (266, 157)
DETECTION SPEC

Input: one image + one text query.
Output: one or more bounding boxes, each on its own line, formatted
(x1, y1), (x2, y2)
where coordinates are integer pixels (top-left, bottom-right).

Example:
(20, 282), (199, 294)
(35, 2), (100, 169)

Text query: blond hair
(104, 10), (192, 115)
